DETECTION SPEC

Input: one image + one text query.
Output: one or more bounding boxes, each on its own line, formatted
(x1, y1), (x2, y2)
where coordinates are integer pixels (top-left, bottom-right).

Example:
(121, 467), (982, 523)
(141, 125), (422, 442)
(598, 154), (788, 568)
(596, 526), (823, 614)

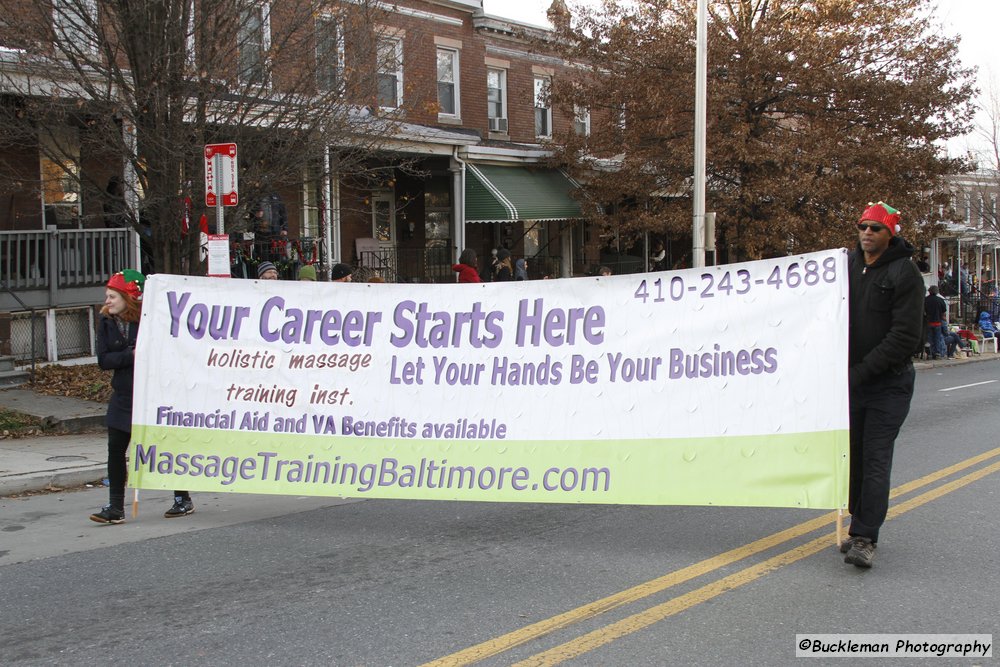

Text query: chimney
(547, 0), (571, 30)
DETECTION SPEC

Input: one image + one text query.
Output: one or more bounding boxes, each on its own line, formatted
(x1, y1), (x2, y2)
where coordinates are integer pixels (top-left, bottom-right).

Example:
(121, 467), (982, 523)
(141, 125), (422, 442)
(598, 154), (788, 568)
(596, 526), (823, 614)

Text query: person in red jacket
(453, 248), (481, 283)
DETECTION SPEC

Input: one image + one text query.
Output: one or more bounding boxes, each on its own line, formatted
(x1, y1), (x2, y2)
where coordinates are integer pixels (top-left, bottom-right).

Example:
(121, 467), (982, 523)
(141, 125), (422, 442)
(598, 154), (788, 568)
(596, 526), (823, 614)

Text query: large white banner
(131, 249), (849, 508)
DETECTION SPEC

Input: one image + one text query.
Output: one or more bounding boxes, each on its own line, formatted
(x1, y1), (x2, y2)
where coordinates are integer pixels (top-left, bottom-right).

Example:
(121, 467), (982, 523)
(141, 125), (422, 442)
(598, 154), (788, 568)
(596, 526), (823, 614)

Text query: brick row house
(0, 0), (607, 362)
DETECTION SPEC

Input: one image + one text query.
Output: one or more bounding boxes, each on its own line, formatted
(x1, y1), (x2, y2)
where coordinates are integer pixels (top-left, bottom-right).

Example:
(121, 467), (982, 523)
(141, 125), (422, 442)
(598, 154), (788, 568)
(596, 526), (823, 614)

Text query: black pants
(848, 366), (915, 543)
(106, 427), (189, 509)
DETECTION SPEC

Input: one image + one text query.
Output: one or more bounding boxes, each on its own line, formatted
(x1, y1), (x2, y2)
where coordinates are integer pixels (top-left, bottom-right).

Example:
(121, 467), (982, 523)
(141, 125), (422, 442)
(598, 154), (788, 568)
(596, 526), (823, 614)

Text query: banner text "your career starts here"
(166, 292), (606, 350)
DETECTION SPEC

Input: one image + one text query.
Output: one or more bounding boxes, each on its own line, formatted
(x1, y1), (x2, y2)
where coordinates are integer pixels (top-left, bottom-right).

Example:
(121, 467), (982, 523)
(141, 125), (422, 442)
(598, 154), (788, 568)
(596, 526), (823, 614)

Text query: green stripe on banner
(130, 426), (848, 509)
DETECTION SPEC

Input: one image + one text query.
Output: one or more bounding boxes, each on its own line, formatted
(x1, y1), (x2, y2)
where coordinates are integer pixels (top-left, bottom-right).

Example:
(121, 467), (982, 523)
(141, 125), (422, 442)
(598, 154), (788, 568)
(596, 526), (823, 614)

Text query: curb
(41, 415), (106, 434)
(0, 464), (106, 497)
(913, 352), (1000, 372)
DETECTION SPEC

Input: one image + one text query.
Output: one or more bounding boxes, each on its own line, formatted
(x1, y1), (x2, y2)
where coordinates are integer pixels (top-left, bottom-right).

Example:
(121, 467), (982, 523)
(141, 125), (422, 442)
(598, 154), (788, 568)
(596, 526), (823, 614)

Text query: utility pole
(692, 0), (708, 268)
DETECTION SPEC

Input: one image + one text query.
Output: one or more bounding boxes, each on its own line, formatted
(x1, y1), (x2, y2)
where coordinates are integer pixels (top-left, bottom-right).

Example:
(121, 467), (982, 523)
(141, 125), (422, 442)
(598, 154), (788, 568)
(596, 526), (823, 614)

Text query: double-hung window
(436, 47), (459, 117)
(573, 105), (590, 137)
(52, 0), (97, 56)
(377, 35), (403, 109)
(487, 68), (507, 133)
(238, 3), (271, 87)
(534, 76), (551, 138)
(316, 15), (344, 93)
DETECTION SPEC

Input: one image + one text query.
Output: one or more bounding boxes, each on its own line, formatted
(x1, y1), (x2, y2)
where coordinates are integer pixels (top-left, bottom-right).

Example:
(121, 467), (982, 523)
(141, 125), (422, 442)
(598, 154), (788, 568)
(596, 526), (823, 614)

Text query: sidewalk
(0, 388), (107, 495)
(2, 352), (998, 496)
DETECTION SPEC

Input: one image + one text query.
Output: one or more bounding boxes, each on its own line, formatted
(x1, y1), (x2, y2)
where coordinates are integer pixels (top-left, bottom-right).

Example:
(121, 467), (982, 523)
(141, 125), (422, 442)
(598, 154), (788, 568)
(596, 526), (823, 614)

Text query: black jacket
(848, 237), (924, 385)
(924, 293), (947, 324)
(97, 315), (138, 432)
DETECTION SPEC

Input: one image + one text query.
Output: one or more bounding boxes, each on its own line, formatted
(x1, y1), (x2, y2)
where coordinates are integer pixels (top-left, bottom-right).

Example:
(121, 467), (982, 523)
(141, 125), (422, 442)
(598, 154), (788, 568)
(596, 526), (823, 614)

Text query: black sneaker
(90, 504), (125, 525)
(839, 538), (853, 554)
(844, 536), (876, 568)
(164, 496), (194, 518)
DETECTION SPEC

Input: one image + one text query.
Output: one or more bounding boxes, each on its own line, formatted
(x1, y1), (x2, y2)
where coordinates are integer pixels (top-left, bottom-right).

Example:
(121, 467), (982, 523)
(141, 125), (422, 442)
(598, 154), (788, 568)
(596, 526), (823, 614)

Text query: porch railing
(0, 227), (136, 311)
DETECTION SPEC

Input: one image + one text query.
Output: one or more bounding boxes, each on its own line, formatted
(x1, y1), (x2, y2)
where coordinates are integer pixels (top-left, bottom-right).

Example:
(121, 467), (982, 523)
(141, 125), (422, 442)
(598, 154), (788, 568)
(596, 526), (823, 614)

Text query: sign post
(204, 143), (239, 234)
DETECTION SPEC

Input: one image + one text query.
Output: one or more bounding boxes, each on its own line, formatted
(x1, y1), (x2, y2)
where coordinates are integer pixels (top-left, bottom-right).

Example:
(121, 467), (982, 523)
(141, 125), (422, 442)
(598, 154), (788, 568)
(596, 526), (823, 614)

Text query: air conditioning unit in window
(489, 117), (508, 133)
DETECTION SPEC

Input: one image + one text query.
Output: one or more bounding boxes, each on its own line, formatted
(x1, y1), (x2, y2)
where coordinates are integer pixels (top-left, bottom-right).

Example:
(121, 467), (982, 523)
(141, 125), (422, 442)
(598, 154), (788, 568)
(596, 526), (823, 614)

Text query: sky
(481, 0), (1000, 160)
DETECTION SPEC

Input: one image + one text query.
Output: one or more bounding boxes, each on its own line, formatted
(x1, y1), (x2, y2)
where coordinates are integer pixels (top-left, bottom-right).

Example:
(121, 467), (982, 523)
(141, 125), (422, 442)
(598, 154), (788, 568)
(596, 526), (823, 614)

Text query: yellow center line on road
(421, 446), (1000, 667)
(511, 459), (1000, 667)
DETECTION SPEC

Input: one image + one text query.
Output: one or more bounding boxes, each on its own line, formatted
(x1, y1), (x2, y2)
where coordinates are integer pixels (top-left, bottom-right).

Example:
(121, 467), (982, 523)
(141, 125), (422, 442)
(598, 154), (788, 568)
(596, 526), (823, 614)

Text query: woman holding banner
(89, 270), (194, 524)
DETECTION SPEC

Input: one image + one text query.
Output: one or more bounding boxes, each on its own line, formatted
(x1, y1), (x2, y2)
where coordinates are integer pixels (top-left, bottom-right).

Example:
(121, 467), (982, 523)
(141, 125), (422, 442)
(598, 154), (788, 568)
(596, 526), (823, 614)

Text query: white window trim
(436, 46), (461, 120)
(52, 0), (97, 56)
(377, 35), (404, 111)
(534, 76), (552, 139)
(487, 67), (508, 134)
(574, 105), (590, 137)
(315, 14), (345, 93)
(239, 2), (272, 88)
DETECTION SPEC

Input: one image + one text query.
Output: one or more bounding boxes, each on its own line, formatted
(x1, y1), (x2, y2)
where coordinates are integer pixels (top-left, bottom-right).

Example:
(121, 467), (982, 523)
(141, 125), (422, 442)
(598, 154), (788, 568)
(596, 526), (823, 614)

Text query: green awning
(465, 163), (583, 223)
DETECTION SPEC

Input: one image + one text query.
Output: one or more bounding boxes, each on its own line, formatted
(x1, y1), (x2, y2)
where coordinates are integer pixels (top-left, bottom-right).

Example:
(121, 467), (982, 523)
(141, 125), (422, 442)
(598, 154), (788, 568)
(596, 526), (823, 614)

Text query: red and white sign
(204, 143), (238, 207)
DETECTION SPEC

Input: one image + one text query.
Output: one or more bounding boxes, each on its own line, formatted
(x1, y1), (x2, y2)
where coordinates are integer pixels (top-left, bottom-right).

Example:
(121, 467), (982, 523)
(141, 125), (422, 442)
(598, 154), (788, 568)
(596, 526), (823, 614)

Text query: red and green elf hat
(107, 269), (146, 300)
(859, 201), (901, 236)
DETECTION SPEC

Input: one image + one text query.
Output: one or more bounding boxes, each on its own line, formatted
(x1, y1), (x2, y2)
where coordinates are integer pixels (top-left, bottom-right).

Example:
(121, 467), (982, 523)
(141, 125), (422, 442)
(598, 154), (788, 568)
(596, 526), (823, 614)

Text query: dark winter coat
(97, 315), (138, 432)
(924, 292), (947, 324)
(848, 237), (924, 386)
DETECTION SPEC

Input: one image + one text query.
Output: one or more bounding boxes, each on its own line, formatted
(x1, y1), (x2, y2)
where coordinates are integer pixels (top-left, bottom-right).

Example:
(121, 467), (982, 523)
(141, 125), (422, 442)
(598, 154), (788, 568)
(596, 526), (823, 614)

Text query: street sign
(204, 143), (238, 207)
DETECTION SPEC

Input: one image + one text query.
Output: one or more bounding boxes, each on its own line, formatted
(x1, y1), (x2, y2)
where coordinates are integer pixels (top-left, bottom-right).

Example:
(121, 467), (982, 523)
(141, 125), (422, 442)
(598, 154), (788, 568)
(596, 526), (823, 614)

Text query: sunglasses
(857, 223), (887, 233)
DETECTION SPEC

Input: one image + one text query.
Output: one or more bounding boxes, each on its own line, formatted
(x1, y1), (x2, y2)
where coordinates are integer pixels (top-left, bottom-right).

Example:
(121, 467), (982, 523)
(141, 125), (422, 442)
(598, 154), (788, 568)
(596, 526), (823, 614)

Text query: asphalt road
(1, 360), (998, 666)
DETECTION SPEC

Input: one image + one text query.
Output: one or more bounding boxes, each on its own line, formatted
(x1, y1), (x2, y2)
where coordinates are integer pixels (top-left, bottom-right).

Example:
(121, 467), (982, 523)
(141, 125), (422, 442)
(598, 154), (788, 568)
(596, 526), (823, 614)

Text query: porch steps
(0, 356), (30, 388)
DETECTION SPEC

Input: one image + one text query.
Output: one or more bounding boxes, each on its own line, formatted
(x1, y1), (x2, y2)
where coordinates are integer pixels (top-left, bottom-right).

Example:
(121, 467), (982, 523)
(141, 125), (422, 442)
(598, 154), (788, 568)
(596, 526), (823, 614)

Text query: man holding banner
(845, 202), (923, 569)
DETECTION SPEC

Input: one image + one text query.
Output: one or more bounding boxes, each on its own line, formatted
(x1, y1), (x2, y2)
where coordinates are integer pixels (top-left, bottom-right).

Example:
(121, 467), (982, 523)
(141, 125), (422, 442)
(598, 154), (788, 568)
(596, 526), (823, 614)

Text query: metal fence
(8, 307), (95, 364)
(9, 311), (46, 363)
(357, 246), (454, 283)
(955, 296), (1000, 327)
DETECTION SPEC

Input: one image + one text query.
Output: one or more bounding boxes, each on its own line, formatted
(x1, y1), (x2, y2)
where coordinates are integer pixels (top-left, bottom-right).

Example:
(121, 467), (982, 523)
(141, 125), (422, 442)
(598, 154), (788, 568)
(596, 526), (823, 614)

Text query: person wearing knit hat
(297, 264), (317, 281)
(843, 201), (923, 569)
(858, 201), (901, 236)
(330, 262), (353, 282)
(257, 261), (279, 280)
(90, 270), (194, 524)
(494, 248), (513, 281)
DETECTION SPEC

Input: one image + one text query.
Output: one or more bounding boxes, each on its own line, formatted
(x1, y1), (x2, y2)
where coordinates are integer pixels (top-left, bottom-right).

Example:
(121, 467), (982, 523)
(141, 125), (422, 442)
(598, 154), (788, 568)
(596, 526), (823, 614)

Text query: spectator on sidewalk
(257, 261), (279, 280)
(845, 202), (923, 569)
(330, 263), (353, 283)
(515, 258), (529, 281)
(453, 248), (481, 283)
(924, 285), (947, 360)
(943, 323), (967, 358)
(649, 239), (666, 271)
(978, 311), (996, 339)
(297, 264), (317, 281)
(253, 193), (288, 263)
(494, 248), (514, 282)
(90, 270), (194, 525)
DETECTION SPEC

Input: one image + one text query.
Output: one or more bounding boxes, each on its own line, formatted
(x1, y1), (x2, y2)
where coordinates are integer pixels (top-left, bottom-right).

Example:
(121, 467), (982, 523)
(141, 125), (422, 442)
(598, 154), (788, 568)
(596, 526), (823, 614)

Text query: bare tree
(0, 0), (422, 274)
(953, 76), (1000, 238)
(541, 0), (978, 261)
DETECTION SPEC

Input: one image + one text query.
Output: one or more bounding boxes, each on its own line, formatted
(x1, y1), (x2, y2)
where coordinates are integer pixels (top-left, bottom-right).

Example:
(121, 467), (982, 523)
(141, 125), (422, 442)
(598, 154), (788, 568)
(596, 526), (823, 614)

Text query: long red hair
(101, 289), (142, 323)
